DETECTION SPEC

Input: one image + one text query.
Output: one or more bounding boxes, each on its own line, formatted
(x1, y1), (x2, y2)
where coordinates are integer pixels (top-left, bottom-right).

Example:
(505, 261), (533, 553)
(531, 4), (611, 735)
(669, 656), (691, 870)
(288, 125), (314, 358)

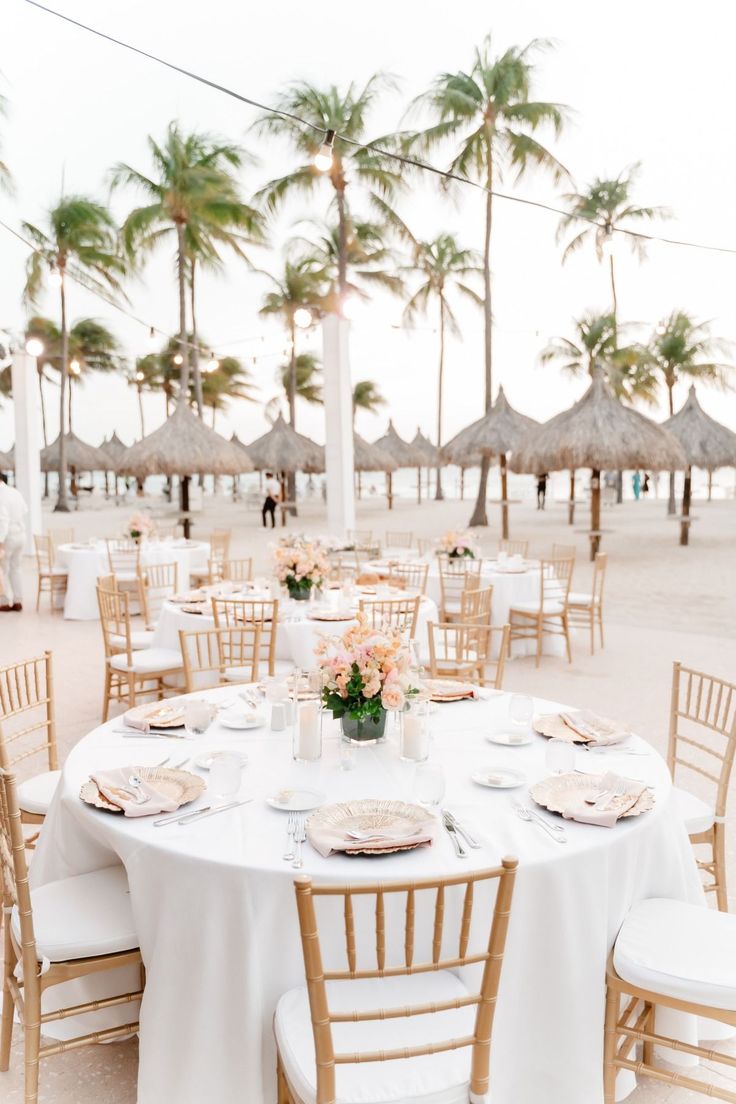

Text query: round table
(32, 687), (701, 1104)
(151, 589), (440, 669)
(55, 540), (210, 620)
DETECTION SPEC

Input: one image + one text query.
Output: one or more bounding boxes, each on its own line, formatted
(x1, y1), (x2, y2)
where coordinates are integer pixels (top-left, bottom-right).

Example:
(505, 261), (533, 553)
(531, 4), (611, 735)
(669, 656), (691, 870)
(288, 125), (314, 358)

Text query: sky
(2, 0), (736, 453)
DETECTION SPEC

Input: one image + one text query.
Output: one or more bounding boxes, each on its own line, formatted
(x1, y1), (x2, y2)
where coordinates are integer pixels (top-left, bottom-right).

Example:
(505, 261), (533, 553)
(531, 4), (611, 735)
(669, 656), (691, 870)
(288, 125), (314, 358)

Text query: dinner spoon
(512, 801), (567, 843)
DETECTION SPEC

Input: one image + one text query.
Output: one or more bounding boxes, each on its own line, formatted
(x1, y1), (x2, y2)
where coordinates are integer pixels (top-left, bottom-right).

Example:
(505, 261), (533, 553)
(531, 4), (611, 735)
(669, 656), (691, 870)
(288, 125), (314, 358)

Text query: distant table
(55, 539), (210, 621)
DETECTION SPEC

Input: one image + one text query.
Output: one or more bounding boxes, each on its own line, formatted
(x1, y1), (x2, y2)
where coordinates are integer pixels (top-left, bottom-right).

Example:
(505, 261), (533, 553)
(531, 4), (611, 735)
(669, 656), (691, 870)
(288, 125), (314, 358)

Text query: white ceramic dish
(471, 767), (526, 789)
(193, 749), (249, 771)
(485, 731), (533, 747)
(219, 710), (266, 730)
(266, 789), (325, 812)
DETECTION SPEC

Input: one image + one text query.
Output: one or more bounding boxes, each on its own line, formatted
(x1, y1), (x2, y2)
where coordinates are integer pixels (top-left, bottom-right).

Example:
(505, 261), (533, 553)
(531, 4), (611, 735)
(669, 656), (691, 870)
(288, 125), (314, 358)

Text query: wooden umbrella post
(707, 469), (713, 502)
(460, 467), (465, 500)
(181, 474), (191, 539)
(680, 464), (692, 546)
(500, 453), (509, 540)
(357, 470), (362, 499)
(387, 471), (393, 510)
(568, 471), (576, 525)
(417, 466), (421, 505)
(590, 468), (601, 560)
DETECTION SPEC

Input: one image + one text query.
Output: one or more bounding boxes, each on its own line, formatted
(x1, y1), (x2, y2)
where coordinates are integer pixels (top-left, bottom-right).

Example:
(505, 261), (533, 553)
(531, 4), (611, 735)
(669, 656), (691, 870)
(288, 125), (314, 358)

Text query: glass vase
(340, 708), (388, 746)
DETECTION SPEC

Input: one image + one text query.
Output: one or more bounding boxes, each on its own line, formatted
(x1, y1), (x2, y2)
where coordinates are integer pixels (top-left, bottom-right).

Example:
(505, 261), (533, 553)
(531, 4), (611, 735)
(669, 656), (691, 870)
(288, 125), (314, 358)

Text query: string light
(25, 337), (44, 357)
(69, 358), (81, 376)
(205, 355), (219, 373)
(293, 307), (312, 329)
(173, 353), (184, 366)
(146, 325), (157, 351)
(313, 129), (335, 173)
(135, 370), (145, 382)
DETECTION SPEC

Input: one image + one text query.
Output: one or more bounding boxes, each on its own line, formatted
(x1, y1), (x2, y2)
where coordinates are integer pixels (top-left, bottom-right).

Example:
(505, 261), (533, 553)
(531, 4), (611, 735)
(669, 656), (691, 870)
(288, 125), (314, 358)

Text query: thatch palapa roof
(443, 386), (539, 464)
(101, 432), (129, 468)
(373, 420), (424, 469)
(510, 373), (686, 474)
(119, 401), (253, 478)
(353, 433), (397, 472)
(40, 432), (111, 473)
(246, 413), (324, 473)
(411, 428), (440, 467)
(662, 386), (736, 470)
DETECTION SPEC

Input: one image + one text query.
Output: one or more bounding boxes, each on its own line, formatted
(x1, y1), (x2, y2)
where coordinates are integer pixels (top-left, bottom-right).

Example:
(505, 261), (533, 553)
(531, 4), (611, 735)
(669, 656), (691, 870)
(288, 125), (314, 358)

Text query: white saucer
(471, 767), (526, 789)
(266, 789), (325, 812)
(219, 710), (266, 730)
(194, 749), (249, 771)
(486, 731), (533, 747)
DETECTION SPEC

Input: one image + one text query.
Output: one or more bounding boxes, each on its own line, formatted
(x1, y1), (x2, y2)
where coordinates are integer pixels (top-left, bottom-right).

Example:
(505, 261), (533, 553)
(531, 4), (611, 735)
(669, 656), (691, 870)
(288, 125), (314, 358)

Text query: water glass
(413, 763), (446, 806)
(209, 752), (242, 801)
(509, 694), (534, 733)
(400, 699), (430, 762)
(545, 738), (575, 775)
(184, 699), (216, 738)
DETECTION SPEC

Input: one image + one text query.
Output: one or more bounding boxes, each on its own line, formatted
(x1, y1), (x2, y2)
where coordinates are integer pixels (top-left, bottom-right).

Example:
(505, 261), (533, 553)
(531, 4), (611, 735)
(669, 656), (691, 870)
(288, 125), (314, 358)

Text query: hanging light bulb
(173, 353), (184, 366)
(293, 306), (312, 329)
(313, 129), (335, 172)
(146, 326), (157, 351)
(206, 354), (219, 373)
(25, 337), (44, 358)
(48, 263), (63, 289)
(69, 358), (81, 376)
(135, 370), (145, 383)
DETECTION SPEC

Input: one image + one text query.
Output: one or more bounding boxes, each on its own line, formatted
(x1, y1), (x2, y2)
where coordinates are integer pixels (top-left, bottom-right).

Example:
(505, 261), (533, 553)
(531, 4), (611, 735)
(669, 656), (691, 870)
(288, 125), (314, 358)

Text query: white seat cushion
(114, 571), (139, 583)
(109, 647), (183, 674)
(613, 898), (736, 1011)
(275, 970), (478, 1104)
(224, 666), (256, 682)
(568, 591), (597, 606)
(510, 601), (564, 615)
(109, 630), (156, 650)
(673, 786), (715, 835)
(44, 567), (68, 577)
(11, 865), (138, 962)
(17, 770), (61, 815)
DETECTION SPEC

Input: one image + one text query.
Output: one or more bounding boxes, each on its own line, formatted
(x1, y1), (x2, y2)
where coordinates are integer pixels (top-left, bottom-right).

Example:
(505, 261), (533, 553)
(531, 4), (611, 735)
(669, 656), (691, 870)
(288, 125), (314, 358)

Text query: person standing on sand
(536, 473), (548, 510)
(0, 473), (28, 612)
(642, 473), (650, 498)
(262, 472), (279, 528)
(632, 471), (641, 500)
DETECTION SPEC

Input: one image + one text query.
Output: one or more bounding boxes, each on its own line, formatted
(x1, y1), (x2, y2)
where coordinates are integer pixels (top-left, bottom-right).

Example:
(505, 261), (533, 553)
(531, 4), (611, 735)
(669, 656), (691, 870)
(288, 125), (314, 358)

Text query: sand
(1, 486), (735, 1102)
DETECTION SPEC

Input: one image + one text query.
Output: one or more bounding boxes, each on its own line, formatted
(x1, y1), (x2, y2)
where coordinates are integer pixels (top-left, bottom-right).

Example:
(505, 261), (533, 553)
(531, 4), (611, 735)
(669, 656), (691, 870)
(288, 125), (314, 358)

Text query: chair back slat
(460, 585), (493, 623)
(592, 552), (608, 603)
(220, 558), (253, 584)
(539, 557), (574, 607)
(179, 625), (262, 691)
(551, 543), (576, 561)
(385, 531), (414, 549)
(438, 558), (483, 619)
(293, 861), (518, 1103)
(499, 539), (528, 557)
(668, 662), (736, 817)
(106, 538), (141, 575)
(0, 652), (57, 775)
(97, 582), (133, 662)
(211, 597), (279, 677)
(33, 534), (53, 574)
(427, 620), (509, 689)
(387, 561), (429, 594)
(140, 561), (178, 625)
(0, 769), (37, 967)
(358, 596), (420, 638)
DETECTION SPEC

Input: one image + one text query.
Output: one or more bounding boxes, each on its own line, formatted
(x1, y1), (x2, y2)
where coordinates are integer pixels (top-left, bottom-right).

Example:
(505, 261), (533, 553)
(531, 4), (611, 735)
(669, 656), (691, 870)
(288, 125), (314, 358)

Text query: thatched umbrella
(101, 432), (129, 497)
(230, 432), (254, 499)
(410, 429), (440, 504)
(246, 413), (324, 518)
(443, 386), (539, 539)
(663, 386), (736, 546)
(353, 433), (397, 499)
(511, 372), (686, 559)
(373, 420), (424, 510)
(41, 432), (111, 497)
(119, 402), (253, 536)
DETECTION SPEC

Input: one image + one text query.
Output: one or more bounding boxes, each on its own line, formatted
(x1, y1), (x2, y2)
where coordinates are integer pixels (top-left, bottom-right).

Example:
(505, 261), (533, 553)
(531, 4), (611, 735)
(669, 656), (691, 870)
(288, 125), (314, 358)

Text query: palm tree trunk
(176, 221), (190, 396)
(67, 379), (73, 435)
(37, 368), (50, 498)
(680, 465), (692, 546)
(568, 471), (576, 525)
(287, 316), (298, 516)
(137, 387), (145, 438)
(500, 453), (509, 539)
(435, 295), (445, 500)
(190, 257), (203, 417)
(336, 187), (348, 299)
(666, 384), (677, 514)
(469, 131), (493, 528)
(55, 268), (70, 512)
(707, 470), (713, 501)
(590, 469), (602, 560)
(608, 254), (625, 505)
(609, 254), (618, 322)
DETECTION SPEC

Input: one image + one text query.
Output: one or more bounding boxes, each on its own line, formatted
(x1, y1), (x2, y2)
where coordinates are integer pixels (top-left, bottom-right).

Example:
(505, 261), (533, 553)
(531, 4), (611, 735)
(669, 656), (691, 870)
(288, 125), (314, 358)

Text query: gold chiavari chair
(604, 897), (736, 1102)
(567, 552), (607, 655)
(139, 561), (179, 629)
(155, 523), (180, 539)
(460, 584), (493, 623)
(211, 597), (280, 678)
(346, 529), (372, 548)
(552, 543), (576, 561)
(387, 560), (429, 594)
(275, 860), (518, 1104)
(498, 538), (528, 558)
(179, 625), (262, 691)
(327, 552), (358, 584)
(385, 530), (414, 548)
(33, 535), (68, 612)
(191, 529), (232, 585)
(220, 557), (254, 584)
(508, 557), (574, 667)
(358, 595), (420, 638)
(0, 769), (143, 1104)
(97, 584), (182, 719)
(667, 662), (736, 911)
(46, 527), (74, 553)
(437, 557), (483, 622)
(0, 652), (59, 842)
(416, 537), (433, 557)
(105, 538), (141, 581)
(427, 621), (510, 689)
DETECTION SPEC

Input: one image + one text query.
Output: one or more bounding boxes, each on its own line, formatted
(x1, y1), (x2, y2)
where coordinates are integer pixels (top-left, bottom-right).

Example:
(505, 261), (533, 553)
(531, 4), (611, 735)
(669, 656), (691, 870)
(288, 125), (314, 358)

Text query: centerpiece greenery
(273, 536), (329, 600)
(438, 529), (478, 559)
(127, 511), (155, 541)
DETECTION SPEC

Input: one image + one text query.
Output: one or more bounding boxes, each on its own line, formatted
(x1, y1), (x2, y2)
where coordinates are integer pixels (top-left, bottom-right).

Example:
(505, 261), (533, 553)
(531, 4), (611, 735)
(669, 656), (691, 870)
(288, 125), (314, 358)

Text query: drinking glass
(413, 763), (446, 806)
(509, 694), (534, 733)
(545, 738), (575, 775)
(209, 752), (242, 801)
(407, 638), (425, 683)
(184, 699), (215, 738)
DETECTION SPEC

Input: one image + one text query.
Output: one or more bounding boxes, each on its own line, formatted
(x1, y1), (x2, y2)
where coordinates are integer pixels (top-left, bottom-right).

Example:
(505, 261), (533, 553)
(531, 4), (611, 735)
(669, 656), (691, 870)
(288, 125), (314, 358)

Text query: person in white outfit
(0, 474), (28, 612)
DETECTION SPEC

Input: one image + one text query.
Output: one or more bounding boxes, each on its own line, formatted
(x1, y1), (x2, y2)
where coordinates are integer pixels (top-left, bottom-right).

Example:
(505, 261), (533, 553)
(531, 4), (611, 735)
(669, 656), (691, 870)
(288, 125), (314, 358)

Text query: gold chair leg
(102, 667), (112, 722)
(642, 1002), (655, 1067)
(127, 672), (137, 710)
(603, 985), (619, 1104)
(535, 617), (543, 667)
(0, 976), (13, 1071)
(24, 1020), (41, 1104)
(277, 1054), (291, 1104)
(714, 824), (728, 911)
(563, 614), (572, 664)
(589, 612), (595, 656)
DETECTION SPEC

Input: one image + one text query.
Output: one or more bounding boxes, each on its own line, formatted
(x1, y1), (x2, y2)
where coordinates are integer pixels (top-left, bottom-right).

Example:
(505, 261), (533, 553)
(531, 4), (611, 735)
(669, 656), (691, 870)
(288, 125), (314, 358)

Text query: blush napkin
(90, 767), (180, 817)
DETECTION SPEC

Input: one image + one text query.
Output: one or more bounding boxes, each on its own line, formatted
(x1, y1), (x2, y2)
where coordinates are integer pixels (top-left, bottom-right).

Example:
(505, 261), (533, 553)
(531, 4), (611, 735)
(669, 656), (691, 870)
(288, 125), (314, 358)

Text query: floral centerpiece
(438, 529), (477, 559)
(127, 512), (155, 542)
(316, 613), (418, 743)
(273, 537), (329, 600)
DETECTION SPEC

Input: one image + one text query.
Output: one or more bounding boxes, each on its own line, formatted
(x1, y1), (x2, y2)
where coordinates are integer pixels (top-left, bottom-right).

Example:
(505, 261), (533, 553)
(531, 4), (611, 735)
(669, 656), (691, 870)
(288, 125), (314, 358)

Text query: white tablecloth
(55, 540), (210, 620)
(152, 591), (439, 668)
(32, 687), (702, 1104)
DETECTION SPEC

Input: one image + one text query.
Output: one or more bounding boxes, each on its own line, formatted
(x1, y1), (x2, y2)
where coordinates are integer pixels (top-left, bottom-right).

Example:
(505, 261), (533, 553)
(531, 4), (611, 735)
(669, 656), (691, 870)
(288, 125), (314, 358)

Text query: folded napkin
(307, 822), (434, 857)
(563, 772), (646, 828)
(559, 710), (631, 746)
(90, 767), (180, 817)
(421, 679), (479, 701)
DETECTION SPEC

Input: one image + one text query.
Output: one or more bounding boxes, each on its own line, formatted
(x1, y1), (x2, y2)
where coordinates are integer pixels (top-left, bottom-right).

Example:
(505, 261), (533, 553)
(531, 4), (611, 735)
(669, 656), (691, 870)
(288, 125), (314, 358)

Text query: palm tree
(23, 196), (125, 511)
(541, 311), (657, 402)
(646, 311), (732, 513)
(255, 76), (403, 302)
(296, 218), (403, 300)
(264, 353), (323, 424)
(402, 233), (482, 499)
(200, 355), (257, 429)
(411, 36), (568, 524)
(112, 123), (263, 405)
(129, 356), (165, 438)
(352, 379), (386, 426)
(25, 316), (60, 463)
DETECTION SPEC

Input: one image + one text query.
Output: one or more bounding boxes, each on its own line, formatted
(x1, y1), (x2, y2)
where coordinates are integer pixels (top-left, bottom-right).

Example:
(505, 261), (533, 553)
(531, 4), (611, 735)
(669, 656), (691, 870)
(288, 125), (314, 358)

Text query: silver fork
(282, 813), (297, 861)
(512, 801), (567, 843)
(292, 816), (307, 869)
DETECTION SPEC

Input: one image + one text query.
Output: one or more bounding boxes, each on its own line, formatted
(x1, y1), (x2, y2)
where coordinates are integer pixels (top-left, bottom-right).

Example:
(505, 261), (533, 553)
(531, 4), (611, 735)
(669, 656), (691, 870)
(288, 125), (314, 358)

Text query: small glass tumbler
(208, 752), (242, 801)
(545, 738), (575, 775)
(413, 763), (446, 806)
(509, 694), (534, 734)
(400, 699), (430, 762)
(184, 699), (216, 738)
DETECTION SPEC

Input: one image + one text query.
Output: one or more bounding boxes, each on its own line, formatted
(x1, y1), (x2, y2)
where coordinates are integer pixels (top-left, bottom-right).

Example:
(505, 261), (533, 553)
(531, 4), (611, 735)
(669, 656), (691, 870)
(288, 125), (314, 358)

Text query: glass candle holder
(292, 700), (322, 762)
(399, 699), (430, 762)
(545, 737), (575, 775)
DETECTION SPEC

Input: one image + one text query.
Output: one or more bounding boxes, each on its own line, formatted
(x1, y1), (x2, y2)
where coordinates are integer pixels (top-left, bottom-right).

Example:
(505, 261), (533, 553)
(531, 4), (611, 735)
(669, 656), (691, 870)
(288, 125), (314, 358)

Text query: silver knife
(177, 798), (252, 825)
(114, 729), (187, 739)
(442, 814), (467, 858)
(443, 810), (480, 849)
(154, 805), (212, 827)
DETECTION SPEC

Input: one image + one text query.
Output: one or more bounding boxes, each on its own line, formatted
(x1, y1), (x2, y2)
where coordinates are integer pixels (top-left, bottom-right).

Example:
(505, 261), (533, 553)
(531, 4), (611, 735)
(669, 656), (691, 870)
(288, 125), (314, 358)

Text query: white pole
(322, 313), (356, 536)
(11, 351), (43, 554)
